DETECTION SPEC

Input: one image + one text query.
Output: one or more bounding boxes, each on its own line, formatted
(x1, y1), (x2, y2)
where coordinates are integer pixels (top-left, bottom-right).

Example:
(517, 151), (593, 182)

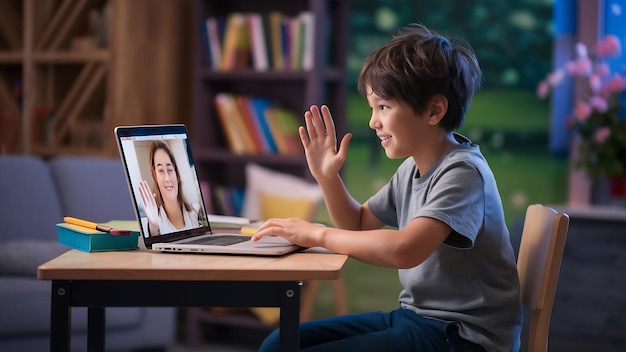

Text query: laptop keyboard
(185, 235), (251, 246)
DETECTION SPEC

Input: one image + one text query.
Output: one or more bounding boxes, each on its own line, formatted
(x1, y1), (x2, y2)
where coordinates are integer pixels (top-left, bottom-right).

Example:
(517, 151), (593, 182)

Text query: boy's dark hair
(357, 24), (482, 131)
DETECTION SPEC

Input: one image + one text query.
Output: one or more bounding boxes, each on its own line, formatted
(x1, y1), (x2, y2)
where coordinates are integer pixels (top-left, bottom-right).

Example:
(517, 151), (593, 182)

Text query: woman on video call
(139, 140), (200, 236)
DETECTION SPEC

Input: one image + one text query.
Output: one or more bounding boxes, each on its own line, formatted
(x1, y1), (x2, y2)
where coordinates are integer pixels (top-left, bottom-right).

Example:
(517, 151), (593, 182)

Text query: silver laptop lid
(115, 124), (212, 249)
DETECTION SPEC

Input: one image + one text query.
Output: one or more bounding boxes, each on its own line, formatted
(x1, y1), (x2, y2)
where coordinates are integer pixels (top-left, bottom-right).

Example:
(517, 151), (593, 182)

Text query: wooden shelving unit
(0, 0), (113, 155)
(192, 0), (349, 189)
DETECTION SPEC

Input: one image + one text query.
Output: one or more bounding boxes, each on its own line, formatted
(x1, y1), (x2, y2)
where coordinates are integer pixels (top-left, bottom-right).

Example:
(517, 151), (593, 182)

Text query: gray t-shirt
(368, 134), (522, 352)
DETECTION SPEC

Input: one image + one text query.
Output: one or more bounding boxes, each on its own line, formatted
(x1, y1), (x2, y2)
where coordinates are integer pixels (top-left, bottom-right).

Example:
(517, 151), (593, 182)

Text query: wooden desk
(37, 249), (348, 352)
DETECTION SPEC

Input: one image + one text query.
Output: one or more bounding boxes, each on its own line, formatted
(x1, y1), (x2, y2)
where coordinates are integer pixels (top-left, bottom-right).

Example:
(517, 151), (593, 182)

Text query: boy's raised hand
(299, 105), (352, 180)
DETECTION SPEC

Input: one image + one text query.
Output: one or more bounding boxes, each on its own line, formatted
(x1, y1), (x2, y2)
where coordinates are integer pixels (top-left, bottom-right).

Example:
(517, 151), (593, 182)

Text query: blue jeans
(258, 308), (487, 352)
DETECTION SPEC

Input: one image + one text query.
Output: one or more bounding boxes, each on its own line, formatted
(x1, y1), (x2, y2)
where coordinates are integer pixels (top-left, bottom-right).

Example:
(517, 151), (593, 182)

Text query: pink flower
(538, 34), (626, 179)
(574, 101), (592, 122)
(589, 96), (609, 112)
(547, 70), (565, 85)
(565, 61), (578, 74)
(596, 35), (622, 58)
(594, 126), (611, 143)
(537, 80), (550, 98)
(589, 74), (602, 93)
(595, 62), (610, 78)
(569, 58), (593, 76)
(600, 73), (625, 97)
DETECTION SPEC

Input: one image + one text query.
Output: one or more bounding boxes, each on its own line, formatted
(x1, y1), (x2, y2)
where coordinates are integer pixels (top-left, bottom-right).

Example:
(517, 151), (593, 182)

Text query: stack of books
(57, 218), (140, 252)
(214, 92), (302, 155)
(202, 11), (315, 72)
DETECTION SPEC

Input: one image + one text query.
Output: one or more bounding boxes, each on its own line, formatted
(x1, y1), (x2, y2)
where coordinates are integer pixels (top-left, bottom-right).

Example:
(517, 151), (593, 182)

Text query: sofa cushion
(49, 156), (136, 222)
(0, 277), (143, 337)
(0, 239), (68, 276)
(0, 155), (63, 241)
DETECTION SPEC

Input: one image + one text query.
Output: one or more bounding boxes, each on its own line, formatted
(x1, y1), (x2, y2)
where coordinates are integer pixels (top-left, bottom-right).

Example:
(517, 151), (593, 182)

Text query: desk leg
(279, 281), (301, 352)
(50, 281), (71, 352)
(88, 307), (105, 352)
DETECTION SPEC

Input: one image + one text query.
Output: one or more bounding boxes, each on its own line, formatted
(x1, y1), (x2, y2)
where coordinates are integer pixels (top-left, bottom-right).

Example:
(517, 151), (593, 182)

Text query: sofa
(0, 154), (176, 351)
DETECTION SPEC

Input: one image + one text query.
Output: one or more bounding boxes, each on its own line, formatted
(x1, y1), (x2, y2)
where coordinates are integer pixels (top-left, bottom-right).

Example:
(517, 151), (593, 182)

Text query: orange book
(214, 93), (247, 154)
(221, 13), (250, 71)
(226, 93), (256, 153)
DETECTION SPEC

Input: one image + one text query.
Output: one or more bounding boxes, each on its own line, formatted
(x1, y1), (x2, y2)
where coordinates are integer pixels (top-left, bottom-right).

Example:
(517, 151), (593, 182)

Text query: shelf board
(200, 68), (344, 81)
(0, 51), (24, 63)
(32, 50), (111, 63)
(194, 148), (306, 166)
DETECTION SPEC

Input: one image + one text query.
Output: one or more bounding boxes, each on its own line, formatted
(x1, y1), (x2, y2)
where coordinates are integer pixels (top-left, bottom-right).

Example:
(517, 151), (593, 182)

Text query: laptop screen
(116, 124), (211, 248)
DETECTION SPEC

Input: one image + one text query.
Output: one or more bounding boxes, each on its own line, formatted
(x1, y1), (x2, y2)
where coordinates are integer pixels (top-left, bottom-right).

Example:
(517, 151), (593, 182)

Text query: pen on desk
(240, 227), (257, 235)
(63, 216), (131, 236)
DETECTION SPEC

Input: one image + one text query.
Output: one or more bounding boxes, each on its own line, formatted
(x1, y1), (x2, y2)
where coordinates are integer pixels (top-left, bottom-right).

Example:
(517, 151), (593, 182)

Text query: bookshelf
(192, 0), (349, 204)
(0, 0), (114, 156)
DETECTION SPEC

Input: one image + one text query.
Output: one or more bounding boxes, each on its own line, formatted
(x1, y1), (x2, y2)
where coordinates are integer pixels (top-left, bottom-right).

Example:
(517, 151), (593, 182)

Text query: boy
(252, 24), (522, 352)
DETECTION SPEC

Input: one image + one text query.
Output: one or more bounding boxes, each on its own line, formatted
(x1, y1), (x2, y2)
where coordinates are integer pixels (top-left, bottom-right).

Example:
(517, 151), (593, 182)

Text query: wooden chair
(517, 204), (570, 352)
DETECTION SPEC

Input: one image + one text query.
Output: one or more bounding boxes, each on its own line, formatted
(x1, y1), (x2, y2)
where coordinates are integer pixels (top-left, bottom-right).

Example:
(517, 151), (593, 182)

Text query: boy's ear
(427, 95), (448, 126)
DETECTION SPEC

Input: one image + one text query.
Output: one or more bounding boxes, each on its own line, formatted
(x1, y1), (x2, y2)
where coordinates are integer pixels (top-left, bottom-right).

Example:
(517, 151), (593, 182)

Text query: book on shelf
(204, 17), (224, 70)
(221, 12), (250, 71)
(247, 96), (278, 154)
(236, 95), (267, 153)
(261, 12), (275, 69)
(202, 10), (315, 72)
(299, 11), (315, 71)
(289, 16), (304, 71)
(56, 220), (140, 252)
(214, 92), (249, 154)
(212, 185), (245, 216)
(268, 11), (285, 71)
(246, 12), (269, 71)
(229, 95), (257, 154)
(214, 92), (303, 156)
(265, 106), (303, 156)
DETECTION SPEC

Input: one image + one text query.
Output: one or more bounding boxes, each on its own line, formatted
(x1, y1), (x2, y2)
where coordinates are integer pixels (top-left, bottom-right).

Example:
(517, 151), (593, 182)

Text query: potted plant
(538, 34), (626, 198)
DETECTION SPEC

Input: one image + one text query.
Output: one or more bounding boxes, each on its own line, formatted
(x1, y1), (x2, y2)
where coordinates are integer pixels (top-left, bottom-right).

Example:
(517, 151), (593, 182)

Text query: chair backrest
(517, 204), (570, 352)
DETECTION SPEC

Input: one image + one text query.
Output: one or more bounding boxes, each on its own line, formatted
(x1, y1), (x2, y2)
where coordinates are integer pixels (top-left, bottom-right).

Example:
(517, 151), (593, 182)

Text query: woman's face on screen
(153, 148), (178, 202)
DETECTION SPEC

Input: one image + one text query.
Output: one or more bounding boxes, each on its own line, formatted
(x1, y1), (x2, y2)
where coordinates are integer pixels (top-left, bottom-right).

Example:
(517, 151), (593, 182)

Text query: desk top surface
(37, 249), (349, 281)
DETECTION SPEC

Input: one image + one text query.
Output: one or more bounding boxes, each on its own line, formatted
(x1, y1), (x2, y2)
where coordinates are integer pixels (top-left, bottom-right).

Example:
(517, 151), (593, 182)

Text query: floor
(167, 320), (270, 352)
(168, 342), (257, 352)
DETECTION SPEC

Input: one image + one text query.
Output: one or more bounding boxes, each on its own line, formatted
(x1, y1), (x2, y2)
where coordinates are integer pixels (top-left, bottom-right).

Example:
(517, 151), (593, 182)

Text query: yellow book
(225, 94), (256, 153)
(221, 13), (250, 71)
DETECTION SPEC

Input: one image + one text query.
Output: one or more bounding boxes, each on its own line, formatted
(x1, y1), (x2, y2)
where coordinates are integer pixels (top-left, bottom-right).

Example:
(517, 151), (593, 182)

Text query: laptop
(115, 124), (301, 256)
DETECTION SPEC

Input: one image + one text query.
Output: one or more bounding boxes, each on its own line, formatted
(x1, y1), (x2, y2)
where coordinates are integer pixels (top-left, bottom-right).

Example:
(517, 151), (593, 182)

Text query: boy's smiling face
(366, 86), (432, 160)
